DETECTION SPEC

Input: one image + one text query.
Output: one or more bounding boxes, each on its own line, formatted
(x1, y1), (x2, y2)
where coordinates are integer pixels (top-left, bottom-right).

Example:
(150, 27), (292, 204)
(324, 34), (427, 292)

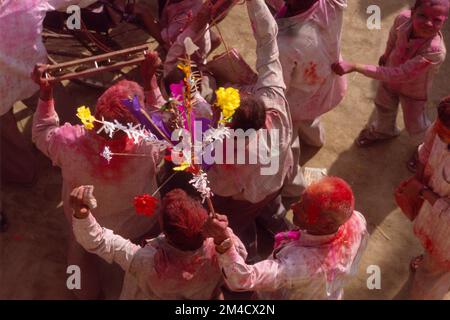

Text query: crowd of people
(1, 0), (449, 300)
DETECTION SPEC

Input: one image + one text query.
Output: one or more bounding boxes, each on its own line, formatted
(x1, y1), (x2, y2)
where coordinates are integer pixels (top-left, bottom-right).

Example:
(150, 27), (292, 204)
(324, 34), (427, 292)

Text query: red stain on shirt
(303, 62), (324, 86)
(76, 132), (137, 182)
(321, 214), (361, 282)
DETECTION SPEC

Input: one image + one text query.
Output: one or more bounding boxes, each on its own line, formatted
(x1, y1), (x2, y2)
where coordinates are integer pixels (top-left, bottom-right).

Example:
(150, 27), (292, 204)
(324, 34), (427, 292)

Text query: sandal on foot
(355, 129), (384, 148)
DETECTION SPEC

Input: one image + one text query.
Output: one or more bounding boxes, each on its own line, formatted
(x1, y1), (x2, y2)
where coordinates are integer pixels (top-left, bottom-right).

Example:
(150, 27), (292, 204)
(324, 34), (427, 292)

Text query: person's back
(58, 128), (160, 238)
(120, 236), (224, 299)
(72, 188), (247, 300)
(257, 211), (367, 300)
(32, 80), (162, 239)
(203, 177), (369, 300)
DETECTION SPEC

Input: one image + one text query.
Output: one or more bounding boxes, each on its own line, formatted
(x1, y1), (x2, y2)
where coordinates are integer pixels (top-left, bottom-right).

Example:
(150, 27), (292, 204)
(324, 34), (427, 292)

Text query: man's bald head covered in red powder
(291, 177), (355, 235)
(160, 189), (209, 251)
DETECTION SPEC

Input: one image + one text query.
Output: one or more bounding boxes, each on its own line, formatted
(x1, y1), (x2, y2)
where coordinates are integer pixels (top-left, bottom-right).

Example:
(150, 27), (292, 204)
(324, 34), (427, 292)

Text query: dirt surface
(1, 0), (450, 300)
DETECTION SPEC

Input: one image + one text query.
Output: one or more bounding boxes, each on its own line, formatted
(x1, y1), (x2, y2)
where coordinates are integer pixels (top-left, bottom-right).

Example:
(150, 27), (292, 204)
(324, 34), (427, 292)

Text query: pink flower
(170, 81), (184, 102)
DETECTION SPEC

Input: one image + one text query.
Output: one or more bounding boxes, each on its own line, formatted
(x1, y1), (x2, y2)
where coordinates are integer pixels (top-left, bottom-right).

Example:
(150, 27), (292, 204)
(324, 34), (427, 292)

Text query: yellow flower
(76, 106), (96, 130)
(215, 87), (240, 121)
(177, 63), (191, 76)
(173, 161), (191, 172)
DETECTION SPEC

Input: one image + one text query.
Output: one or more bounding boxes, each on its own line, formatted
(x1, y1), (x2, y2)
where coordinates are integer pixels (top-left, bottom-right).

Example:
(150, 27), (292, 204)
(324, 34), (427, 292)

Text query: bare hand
(202, 213), (230, 245)
(70, 185), (97, 219)
(31, 64), (52, 89)
(141, 51), (161, 81)
(331, 61), (356, 76)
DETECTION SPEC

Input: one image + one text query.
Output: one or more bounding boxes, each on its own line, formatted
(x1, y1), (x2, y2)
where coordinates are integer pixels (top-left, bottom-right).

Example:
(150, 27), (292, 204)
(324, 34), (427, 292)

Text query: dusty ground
(1, 0), (450, 299)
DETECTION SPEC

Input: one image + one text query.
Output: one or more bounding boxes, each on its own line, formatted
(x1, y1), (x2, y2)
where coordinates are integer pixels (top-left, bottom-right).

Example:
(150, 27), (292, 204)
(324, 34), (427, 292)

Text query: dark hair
(229, 95), (266, 131)
(413, 0), (450, 10)
(162, 67), (185, 97)
(438, 95), (450, 128)
(160, 188), (208, 251)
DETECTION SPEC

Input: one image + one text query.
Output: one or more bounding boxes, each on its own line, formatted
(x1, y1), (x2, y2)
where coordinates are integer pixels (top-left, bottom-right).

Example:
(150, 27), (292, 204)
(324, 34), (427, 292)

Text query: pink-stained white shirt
(162, 0), (211, 76)
(160, 0), (204, 47)
(32, 98), (163, 239)
(414, 128), (450, 270)
(206, 0), (294, 203)
(360, 10), (446, 101)
(72, 213), (248, 299)
(218, 211), (368, 300)
(0, 0), (97, 115)
(273, 0), (348, 122)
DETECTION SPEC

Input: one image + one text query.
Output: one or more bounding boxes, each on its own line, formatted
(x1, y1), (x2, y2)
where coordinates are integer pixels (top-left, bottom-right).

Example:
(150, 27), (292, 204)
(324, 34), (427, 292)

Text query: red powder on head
(94, 80), (144, 130)
(75, 80), (147, 182)
(161, 189), (208, 251)
(300, 177), (355, 225)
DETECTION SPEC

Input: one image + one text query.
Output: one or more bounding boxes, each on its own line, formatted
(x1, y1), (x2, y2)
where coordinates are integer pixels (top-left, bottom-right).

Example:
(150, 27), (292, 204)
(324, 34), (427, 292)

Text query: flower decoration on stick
(189, 171), (213, 202)
(173, 161), (192, 172)
(79, 47), (222, 217)
(215, 87), (240, 123)
(76, 106), (96, 130)
(134, 194), (159, 217)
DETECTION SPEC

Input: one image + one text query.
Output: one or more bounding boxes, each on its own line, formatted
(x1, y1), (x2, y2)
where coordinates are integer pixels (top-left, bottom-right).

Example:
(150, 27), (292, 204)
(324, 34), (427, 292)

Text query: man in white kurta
(32, 78), (163, 298)
(217, 211), (367, 299)
(203, 177), (368, 299)
(267, 0), (348, 199)
(71, 186), (247, 299)
(205, 0), (294, 259)
(410, 106), (450, 299)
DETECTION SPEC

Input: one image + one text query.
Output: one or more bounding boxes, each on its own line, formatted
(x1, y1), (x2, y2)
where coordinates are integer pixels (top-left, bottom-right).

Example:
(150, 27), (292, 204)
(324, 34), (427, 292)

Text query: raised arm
(164, 0), (238, 76)
(141, 52), (166, 109)
(247, 0), (285, 92)
(31, 64), (80, 167)
(70, 186), (140, 271)
(163, 1), (215, 76)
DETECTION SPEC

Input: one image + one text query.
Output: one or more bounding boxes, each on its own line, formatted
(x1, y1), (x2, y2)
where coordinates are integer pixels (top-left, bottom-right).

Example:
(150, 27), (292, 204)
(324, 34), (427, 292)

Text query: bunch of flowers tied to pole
(75, 39), (241, 217)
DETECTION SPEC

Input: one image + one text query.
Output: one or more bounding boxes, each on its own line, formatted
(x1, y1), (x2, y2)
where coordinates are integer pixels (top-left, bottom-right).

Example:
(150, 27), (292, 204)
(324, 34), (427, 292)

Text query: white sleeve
(72, 213), (141, 271)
